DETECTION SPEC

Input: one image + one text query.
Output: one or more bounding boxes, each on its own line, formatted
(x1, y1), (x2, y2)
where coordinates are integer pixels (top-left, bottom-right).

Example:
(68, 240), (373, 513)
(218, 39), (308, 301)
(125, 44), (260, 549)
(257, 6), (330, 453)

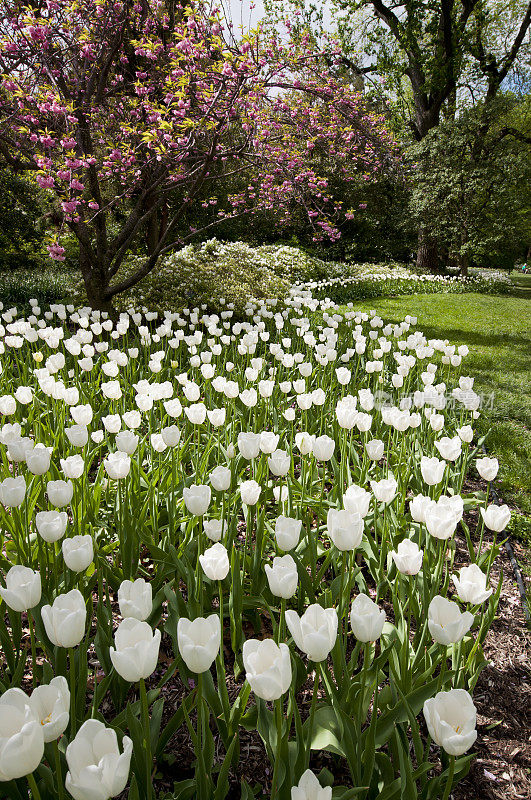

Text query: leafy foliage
(408, 97), (531, 271)
(0, 170), (46, 270)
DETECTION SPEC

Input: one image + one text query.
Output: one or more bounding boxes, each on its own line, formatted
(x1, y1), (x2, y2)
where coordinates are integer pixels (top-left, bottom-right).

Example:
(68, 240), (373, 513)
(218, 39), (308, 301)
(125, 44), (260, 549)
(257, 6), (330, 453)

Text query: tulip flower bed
(0, 292), (510, 800)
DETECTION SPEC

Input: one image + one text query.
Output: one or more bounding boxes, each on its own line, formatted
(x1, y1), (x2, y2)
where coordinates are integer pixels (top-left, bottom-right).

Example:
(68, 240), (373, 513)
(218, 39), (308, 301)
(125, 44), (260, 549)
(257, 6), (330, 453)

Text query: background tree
(409, 94), (531, 274)
(0, 0), (396, 310)
(328, 0), (531, 268)
(0, 169), (47, 270)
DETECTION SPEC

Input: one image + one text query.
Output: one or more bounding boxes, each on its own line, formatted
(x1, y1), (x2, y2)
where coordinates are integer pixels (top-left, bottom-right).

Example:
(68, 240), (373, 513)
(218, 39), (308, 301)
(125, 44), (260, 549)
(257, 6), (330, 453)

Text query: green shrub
(87, 239), (332, 313)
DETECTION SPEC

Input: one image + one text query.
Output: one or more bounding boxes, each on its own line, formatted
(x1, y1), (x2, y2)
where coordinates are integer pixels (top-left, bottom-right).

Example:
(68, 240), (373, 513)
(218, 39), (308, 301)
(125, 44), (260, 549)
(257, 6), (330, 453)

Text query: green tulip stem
(53, 739), (65, 800)
(196, 672), (209, 799)
(139, 677), (153, 800)
(441, 755), (455, 800)
(358, 643), (371, 779)
(170, 447), (176, 542)
(26, 772), (42, 800)
(217, 581), (230, 721)
(68, 648), (76, 737)
(319, 468), (326, 528)
(338, 552), (347, 637)
(27, 609), (37, 689)
(306, 662), (320, 768)
(432, 539), (447, 602)
(52, 542), (59, 595)
(279, 598), (286, 644)
(476, 483), (490, 559)
(437, 644), (448, 693)
(271, 696), (283, 798)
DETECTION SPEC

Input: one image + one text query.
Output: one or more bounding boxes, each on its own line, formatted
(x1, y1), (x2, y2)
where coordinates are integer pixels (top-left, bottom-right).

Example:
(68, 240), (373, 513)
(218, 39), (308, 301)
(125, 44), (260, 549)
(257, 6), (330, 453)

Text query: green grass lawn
(348, 293), (531, 517)
(509, 269), (531, 295)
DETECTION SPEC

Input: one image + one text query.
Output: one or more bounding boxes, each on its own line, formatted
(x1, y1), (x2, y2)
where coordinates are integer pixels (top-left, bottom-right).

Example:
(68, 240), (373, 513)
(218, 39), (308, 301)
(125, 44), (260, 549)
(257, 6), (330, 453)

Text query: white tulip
(238, 432), (261, 460)
(199, 542), (230, 580)
(104, 451), (131, 480)
(243, 638), (291, 700)
(0, 475), (26, 507)
(285, 604), (337, 662)
(210, 466), (231, 492)
(409, 494), (434, 525)
(260, 431), (280, 454)
(102, 414), (122, 434)
(62, 535), (94, 572)
(42, 589), (86, 648)
(457, 425), (473, 443)
(183, 484), (211, 516)
(29, 676), (70, 742)
(115, 430), (139, 454)
(110, 618), (161, 682)
(0, 565), (41, 612)
(312, 435), (335, 461)
(275, 515), (302, 551)
(343, 484), (372, 517)
(203, 519), (225, 542)
(295, 432), (314, 455)
(46, 479), (73, 508)
(327, 509), (363, 551)
(420, 456), (446, 486)
(60, 454), (85, 480)
(291, 769), (332, 800)
(423, 689), (477, 756)
(207, 408), (226, 427)
(435, 436), (462, 462)
(65, 719), (132, 799)
(391, 539), (423, 575)
(268, 449), (291, 476)
(177, 614), (221, 673)
(0, 688), (44, 780)
(425, 505), (457, 540)
(118, 578), (153, 620)
(265, 555), (298, 599)
(365, 439), (384, 461)
(25, 445), (51, 475)
(240, 479), (261, 506)
(475, 457), (499, 481)
(428, 596), (474, 645)
(453, 564), (492, 605)
(185, 403), (207, 425)
(65, 424), (89, 448)
(480, 504), (511, 532)
(350, 593), (386, 642)
(370, 474), (397, 505)
(36, 510), (68, 542)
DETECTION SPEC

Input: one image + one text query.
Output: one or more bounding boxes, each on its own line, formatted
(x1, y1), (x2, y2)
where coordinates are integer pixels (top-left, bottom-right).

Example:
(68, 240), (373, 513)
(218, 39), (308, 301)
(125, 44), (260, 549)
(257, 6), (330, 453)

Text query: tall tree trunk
(457, 252), (468, 277)
(416, 228), (439, 271)
(79, 248), (114, 313)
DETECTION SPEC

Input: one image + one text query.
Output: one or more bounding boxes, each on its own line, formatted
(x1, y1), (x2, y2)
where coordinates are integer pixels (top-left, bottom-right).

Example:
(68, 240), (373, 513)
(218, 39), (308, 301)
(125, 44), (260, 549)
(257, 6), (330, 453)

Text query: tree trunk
(85, 279), (115, 314)
(79, 249), (115, 313)
(416, 227), (440, 272)
(457, 252), (468, 277)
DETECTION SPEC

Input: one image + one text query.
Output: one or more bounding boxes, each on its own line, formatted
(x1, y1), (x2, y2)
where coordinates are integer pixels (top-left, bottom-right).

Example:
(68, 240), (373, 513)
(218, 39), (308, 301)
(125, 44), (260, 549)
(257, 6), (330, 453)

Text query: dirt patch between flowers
(451, 530), (530, 800)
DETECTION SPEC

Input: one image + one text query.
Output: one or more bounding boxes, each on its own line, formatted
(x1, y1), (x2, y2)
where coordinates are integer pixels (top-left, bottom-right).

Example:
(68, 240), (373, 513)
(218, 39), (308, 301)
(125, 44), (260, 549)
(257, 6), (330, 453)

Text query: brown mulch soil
(451, 522), (530, 799)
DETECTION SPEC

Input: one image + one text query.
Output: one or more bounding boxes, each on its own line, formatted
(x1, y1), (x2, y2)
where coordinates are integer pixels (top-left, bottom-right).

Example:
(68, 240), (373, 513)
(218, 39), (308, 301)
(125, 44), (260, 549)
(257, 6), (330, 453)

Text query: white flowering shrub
(103, 239), (294, 313)
(61, 240), (515, 314)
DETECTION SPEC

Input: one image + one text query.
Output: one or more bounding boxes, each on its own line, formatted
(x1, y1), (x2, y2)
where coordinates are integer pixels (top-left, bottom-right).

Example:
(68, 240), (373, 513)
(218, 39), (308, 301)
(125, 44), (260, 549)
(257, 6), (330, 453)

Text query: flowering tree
(0, 0), (396, 310)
